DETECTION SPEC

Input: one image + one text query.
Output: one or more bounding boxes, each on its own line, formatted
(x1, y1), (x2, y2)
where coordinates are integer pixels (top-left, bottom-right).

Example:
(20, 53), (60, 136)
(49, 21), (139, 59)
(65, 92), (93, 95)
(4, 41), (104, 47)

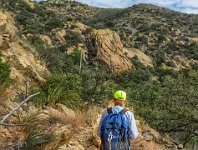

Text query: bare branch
(0, 92), (40, 124)
(0, 123), (30, 127)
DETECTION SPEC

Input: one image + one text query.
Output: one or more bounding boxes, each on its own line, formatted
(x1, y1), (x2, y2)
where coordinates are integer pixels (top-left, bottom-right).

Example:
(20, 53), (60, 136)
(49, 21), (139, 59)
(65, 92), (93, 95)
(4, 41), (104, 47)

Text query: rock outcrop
(127, 48), (153, 67)
(91, 29), (133, 73)
(40, 35), (52, 47)
(0, 11), (48, 99)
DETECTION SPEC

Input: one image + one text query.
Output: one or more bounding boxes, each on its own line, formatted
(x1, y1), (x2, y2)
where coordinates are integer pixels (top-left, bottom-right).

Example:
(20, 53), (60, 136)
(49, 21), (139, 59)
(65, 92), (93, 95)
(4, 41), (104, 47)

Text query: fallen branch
(0, 123), (30, 127)
(0, 92), (40, 124)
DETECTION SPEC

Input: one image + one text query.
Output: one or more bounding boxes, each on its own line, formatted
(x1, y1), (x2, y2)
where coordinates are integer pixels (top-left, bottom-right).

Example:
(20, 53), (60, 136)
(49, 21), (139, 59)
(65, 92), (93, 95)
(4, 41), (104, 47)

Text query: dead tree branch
(0, 123), (29, 127)
(0, 92), (40, 124)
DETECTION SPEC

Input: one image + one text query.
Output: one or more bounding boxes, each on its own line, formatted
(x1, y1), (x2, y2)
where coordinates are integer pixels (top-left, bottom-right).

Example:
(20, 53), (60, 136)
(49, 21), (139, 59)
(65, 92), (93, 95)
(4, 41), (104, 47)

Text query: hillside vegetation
(0, 0), (197, 149)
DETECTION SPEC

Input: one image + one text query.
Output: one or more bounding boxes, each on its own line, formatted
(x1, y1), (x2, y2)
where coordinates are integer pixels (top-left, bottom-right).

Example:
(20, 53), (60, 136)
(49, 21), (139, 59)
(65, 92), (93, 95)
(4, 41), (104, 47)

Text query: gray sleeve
(127, 112), (139, 139)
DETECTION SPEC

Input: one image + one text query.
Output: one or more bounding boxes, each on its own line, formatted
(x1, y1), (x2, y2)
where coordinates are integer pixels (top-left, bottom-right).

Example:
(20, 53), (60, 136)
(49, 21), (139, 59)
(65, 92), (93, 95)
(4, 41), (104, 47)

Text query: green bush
(0, 53), (11, 87)
(28, 35), (45, 52)
(36, 72), (83, 109)
(81, 67), (117, 103)
(126, 69), (198, 145)
(64, 31), (83, 46)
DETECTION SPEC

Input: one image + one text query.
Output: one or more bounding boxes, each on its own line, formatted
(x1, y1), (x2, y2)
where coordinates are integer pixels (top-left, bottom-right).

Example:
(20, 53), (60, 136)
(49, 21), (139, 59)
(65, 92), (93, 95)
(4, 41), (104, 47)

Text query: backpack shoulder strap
(119, 108), (128, 115)
(107, 107), (113, 114)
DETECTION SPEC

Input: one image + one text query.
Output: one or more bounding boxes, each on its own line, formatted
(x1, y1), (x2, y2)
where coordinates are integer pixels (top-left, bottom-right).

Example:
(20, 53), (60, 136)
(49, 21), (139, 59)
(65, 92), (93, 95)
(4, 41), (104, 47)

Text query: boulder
(58, 142), (84, 150)
(40, 35), (52, 47)
(177, 144), (183, 149)
(126, 48), (153, 67)
(56, 30), (66, 43)
(142, 126), (161, 142)
(56, 103), (76, 120)
(87, 145), (98, 150)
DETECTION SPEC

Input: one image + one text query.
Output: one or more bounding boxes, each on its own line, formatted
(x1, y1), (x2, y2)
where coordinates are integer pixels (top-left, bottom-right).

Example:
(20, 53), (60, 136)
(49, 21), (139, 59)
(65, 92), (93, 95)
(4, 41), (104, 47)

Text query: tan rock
(56, 30), (66, 43)
(87, 145), (98, 150)
(174, 55), (190, 69)
(0, 35), (3, 47)
(188, 37), (198, 45)
(0, 12), (17, 48)
(177, 144), (183, 149)
(6, 42), (47, 83)
(58, 142), (84, 150)
(66, 47), (75, 55)
(56, 103), (76, 120)
(1, 34), (48, 94)
(126, 48), (153, 67)
(0, 12), (7, 33)
(92, 137), (100, 147)
(75, 22), (87, 31)
(91, 28), (133, 73)
(40, 35), (52, 47)
(142, 126), (161, 142)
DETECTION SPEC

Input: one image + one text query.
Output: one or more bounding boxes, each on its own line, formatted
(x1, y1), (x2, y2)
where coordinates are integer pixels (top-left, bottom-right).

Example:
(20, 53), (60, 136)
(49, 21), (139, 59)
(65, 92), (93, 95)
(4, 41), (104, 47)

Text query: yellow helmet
(113, 90), (126, 101)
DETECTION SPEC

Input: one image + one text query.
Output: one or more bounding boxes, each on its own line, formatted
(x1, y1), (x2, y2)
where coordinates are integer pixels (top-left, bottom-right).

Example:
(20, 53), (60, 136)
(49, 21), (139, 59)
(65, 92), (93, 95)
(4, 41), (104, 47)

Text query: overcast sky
(35, 0), (198, 14)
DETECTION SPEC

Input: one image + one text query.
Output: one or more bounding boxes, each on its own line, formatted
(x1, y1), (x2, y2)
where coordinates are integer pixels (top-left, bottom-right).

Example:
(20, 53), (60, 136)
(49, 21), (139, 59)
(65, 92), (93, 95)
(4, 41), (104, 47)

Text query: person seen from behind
(98, 90), (139, 150)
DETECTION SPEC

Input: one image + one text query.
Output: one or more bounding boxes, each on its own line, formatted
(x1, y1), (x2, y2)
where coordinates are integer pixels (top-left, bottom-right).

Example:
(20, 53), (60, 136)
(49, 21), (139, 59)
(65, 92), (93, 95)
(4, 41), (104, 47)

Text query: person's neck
(115, 104), (124, 107)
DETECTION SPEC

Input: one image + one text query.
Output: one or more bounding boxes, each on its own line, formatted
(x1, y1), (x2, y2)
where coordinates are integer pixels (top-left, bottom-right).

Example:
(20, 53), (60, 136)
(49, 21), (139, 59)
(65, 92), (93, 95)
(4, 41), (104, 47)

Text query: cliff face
(0, 11), (48, 99)
(44, 1), (198, 69)
(91, 28), (133, 72)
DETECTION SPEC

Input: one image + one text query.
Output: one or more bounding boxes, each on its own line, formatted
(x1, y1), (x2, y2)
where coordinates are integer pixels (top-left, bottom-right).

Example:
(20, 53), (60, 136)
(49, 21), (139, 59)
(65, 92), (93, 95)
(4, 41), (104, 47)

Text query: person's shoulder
(125, 110), (134, 117)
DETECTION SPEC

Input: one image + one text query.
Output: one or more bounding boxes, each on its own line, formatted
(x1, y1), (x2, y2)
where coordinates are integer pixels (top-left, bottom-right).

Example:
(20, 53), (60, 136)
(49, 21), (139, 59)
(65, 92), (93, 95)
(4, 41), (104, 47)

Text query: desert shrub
(64, 31), (83, 46)
(81, 67), (117, 103)
(40, 47), (82, 73)
(28, 35), (45, 52)
(45, 18), (64, 31)
(22, 132), (52, 150)
(105, 21), (115, 28)
(116, 68), (151, 85)
(125, 69), (198, 145)
(0, 52), (11, 87)
(155, 67), (178, 79)
(36, 72), (83, 109)
(183, 43), (198, 60)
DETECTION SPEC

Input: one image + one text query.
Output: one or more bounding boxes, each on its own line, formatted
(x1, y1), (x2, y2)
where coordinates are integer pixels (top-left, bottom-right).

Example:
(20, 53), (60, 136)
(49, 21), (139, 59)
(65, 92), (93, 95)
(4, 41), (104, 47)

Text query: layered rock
(0, 11), (48, 99)
(91, 29), (133, 73)
(127, 48), (153, 67)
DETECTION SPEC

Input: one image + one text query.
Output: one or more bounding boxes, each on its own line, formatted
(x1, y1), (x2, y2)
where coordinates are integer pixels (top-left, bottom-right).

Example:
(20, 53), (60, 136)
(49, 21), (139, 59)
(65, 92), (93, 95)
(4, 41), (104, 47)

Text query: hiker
(98, 90), (139, 150)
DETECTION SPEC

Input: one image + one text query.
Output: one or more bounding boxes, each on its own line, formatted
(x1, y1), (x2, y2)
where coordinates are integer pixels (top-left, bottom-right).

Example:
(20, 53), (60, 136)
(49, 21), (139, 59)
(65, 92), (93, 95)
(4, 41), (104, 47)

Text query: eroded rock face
(91, 29), (133, 73)
(0, 11), (17, 49)
(0, 12), (48, 99)
(127, 48), (153, 67)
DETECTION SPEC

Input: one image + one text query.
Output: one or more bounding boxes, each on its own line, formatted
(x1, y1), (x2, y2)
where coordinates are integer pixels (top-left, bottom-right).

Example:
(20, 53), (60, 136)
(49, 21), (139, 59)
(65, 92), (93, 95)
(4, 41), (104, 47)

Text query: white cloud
(75, 0), (198, 14)
(76, 0), (179, 8)
(33, 0), (198, 14)
(176, 0), (198, 8)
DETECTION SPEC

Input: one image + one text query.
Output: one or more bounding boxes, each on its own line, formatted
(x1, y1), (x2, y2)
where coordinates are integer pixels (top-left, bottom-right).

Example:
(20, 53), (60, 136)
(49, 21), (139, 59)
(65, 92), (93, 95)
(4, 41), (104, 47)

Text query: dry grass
(131, 138), (163, 150)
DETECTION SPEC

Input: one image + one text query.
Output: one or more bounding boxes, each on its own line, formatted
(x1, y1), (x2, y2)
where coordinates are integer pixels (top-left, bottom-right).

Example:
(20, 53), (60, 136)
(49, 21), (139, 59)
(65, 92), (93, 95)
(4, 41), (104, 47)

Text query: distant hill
(0, 0), (197, 149)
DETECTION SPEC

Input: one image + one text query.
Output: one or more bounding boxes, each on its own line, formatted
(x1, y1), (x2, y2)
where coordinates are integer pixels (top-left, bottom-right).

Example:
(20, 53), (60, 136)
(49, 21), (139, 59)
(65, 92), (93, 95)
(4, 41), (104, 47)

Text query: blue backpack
(100, 107), (130, 150)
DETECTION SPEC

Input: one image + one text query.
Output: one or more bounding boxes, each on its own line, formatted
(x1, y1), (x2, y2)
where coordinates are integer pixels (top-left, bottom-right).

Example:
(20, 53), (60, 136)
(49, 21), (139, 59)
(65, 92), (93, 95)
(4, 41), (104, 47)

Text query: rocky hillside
(42, 1), (198, 70)
(1, 0), (198, 71)
(0, 0), (197, 150)
(0, 10), (184, 150)
(0, 11), (48, 100)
